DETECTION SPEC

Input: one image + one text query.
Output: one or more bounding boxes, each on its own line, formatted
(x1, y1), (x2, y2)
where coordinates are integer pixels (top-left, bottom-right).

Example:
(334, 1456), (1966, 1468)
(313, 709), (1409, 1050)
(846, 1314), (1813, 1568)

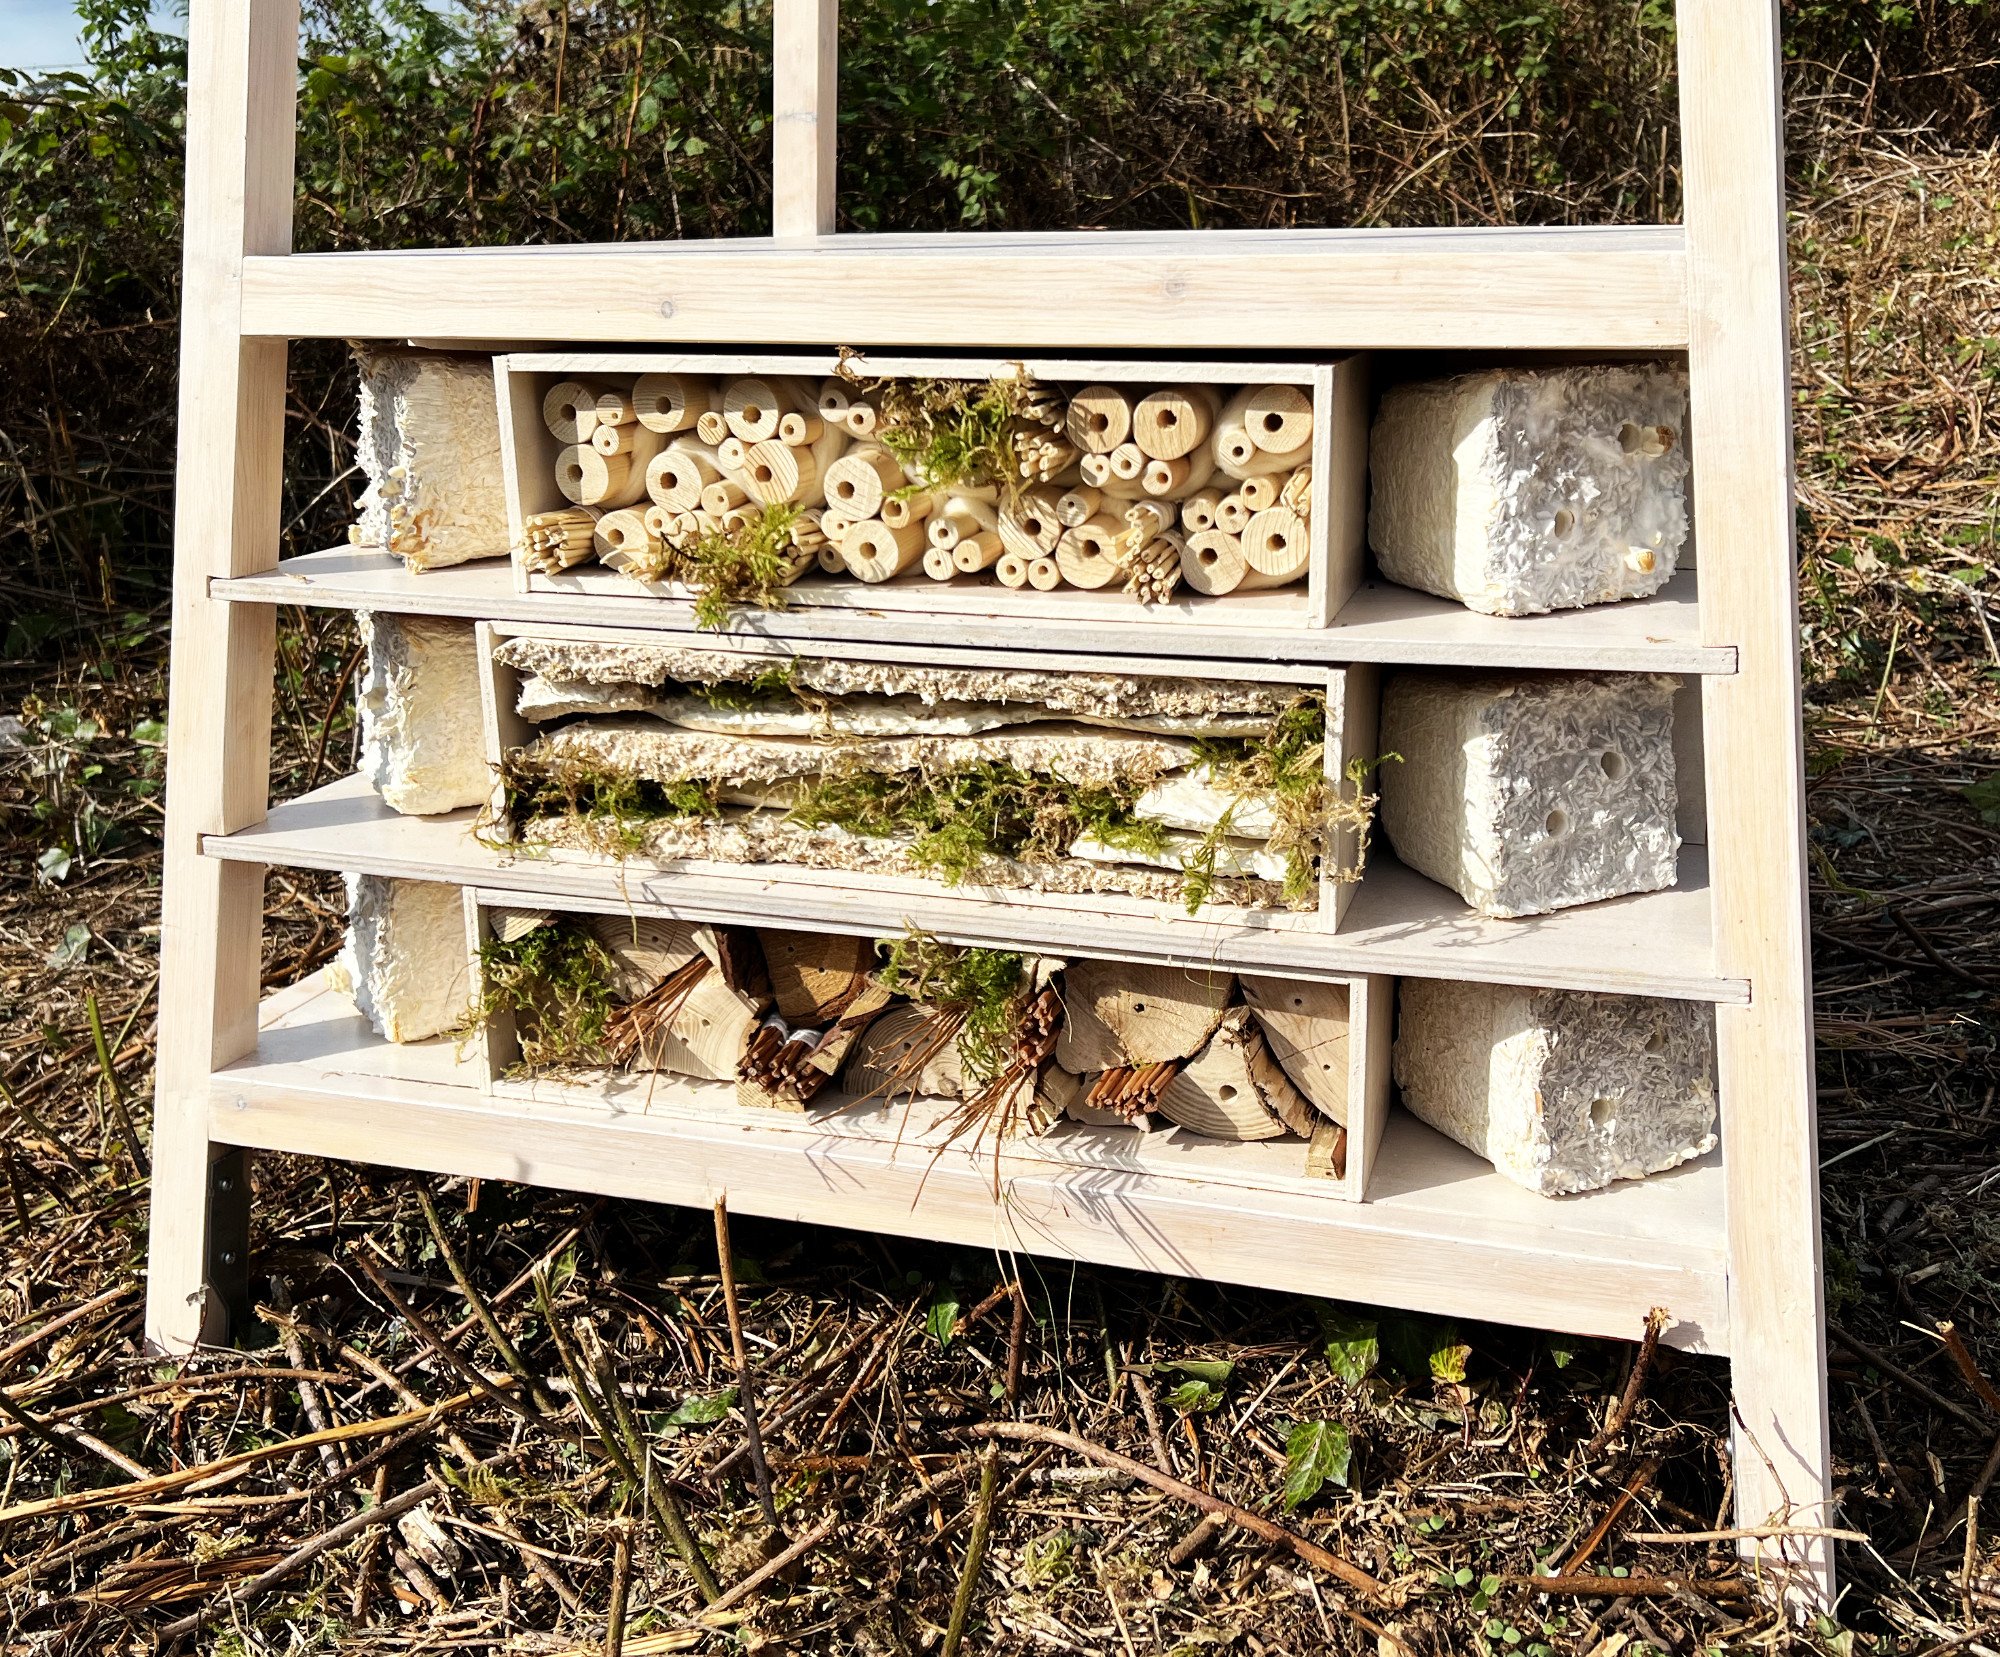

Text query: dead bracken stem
(714, 1195), (782, 1531)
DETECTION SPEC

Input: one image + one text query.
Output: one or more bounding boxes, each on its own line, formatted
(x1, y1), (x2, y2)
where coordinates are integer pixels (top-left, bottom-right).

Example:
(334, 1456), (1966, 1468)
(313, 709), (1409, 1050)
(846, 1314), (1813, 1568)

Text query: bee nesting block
(328, 876), (469, 1044)
(357, 612), (491, 815)
(1368, 364), (1689, 616)
(1379, 670), (1680, 918)
(1393, 979), (1717, 1195)
(353, 349), (509, 570)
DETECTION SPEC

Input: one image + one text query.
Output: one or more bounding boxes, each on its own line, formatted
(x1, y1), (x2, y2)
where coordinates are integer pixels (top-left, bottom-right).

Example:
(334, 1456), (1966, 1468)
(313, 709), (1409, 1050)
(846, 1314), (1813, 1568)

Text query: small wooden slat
(216, 977), (1730, 1350)
(237, 227), (1691, 349)
(146, 0), (300, 1356)
(210, 551), (1733, 675)
(1679, 0), (1832, 1603)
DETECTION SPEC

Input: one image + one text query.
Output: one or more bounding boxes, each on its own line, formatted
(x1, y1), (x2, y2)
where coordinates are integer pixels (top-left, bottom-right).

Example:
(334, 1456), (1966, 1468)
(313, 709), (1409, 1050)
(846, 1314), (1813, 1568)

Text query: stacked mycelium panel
(486, 637), (1349, 916)
(350, 348), (511, 572)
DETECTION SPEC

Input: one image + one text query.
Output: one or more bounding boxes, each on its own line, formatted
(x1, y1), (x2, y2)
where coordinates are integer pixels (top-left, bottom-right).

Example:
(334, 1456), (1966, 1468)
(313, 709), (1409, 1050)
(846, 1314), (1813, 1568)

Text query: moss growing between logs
(877, 929), (1028, 1082)
(693, 660), (803, 712)
(684, 504), (803, 629)
(786, 760), (1170, 886)
(496, 748), (722, 859)
(468, 921), (619, 1072)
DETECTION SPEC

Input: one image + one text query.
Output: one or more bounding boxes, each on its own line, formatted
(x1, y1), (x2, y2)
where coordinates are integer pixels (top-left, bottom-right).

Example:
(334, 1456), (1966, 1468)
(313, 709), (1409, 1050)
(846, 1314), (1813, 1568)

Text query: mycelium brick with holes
(1378, 669), (1680, 918)
(1367, 363), (1690, 616)
(326, 876), (470, 1044)
(357, 612), (491, 816)
(351, 348), (510, 571)
(1393, 978), (1718, 1195)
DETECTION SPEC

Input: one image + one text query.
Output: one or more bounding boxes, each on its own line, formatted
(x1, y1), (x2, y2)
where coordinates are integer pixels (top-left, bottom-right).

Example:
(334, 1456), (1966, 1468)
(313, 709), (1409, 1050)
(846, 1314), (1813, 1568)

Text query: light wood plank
(237, 227), (1690, 349)
(211, 550), (1732, 674)
(1680, 0), (1833, 1604)
(771, 0), (838, 237)
(147, 0), (299, 1355)
(215, 977), (1729, 1349)
(202, 773), (1744, 1002)
(1345, 973), (1394, 1203)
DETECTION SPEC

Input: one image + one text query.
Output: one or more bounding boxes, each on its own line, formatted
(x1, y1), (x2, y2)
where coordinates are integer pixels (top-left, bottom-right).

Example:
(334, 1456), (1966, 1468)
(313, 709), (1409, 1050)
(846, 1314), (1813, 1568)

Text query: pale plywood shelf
(201, 772), (1745, 1003)
(212, 549), (1731, 675)
(239, 226), (1689, 351)
(217, 975), (1729, 1351)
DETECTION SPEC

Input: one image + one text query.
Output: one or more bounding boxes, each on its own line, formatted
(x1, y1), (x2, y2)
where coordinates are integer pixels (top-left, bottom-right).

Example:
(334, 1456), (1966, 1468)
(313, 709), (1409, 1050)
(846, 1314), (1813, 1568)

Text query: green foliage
(679, 503), (803, 629)
(695, 660), (802, 712)
(1959, 772), (2000, 824)
(499, 749), (721, 857)
(1319, 1309), (1381, 1384)
(663, 1387), (736, 1426)
(1382, 1315), (1473, 1385)
(1184, 692), (1343, 910)
(878, 929), (1029, 1081)
(788, 760), (1167, 886)
(469, 921), (620, 1071)
(1282, 1419), (1352, 1509)
(924, 1287), (964, 1348)
(859, 367), (1046, 501)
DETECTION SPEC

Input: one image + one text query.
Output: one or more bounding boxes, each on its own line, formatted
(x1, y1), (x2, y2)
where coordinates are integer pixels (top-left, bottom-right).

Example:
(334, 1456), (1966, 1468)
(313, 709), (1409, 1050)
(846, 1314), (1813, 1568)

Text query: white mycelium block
(328, 876), (469, 1044)
(1369, 364), (1689, 616)
(1393, 978), (1717, 1195)
(353, 349), (509, 571)
(357, 611), (490, 815)
(1379, 670), (1679, 918)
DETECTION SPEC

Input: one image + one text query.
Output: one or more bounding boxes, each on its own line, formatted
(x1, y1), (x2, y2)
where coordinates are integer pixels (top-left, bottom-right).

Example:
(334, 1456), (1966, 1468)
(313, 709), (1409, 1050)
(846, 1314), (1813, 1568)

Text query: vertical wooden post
(145, 0), (300, 1353)
(1678, 0), (1834, 1606)
(771, 0), (838, 237)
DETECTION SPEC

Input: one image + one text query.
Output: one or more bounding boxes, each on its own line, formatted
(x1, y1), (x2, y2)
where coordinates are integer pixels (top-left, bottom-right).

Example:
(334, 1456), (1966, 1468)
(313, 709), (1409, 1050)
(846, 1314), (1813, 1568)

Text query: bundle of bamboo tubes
(517, 370), (1319, 607)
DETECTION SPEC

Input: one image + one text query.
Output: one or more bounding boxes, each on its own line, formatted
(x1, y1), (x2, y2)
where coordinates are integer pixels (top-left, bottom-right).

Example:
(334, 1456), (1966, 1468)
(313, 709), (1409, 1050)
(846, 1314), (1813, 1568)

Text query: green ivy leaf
(1282, 1419), (1351, 1510)
(666, 1387), (736, 1426)
(1960, 772), (2000, 825)
(925, 1290), (962, 1349)
(1320, 1311), (1379, 1384)
(1166, 1378), (1224, 1414)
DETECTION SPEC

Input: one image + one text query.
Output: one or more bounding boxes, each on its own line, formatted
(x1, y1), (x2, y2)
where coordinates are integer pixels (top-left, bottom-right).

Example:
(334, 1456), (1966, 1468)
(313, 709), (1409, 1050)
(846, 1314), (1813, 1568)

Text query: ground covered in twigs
(1, 94), (1999, 1657)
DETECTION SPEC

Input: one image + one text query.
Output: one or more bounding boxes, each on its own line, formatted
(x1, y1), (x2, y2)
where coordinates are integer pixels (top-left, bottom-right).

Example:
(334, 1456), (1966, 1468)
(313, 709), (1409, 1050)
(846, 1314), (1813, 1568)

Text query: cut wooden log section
(701, 479), (751, 518)
(1107, 442), (1146, 482)
(1140, 455), (1193, 498)
(757, 930), (874, 1022)
(1213, 388), (1313, 480)
(807, 979), (895, 1077)
(1239, 976), (1350, 1125)
(542, 380), (600, 444)
(841, 518), (927, 582)
(1156, 1009), (1304, 1140)
(716, 434), (750, 474)
(1065, 384), (1132, 455)
(1077, 452), (1145, 496)
(695, 409), (730, 446)
(1055, 514), (1125, 590)
(880, 489), (936, 531)
(1243, 383), (1314, 454)
(594, 508), (659, 568)
(1213, 493), (1250, 535)
(928, 496), (1000, 550)
(624, 971), (762, 1081)
(1180, 488), (1224, 534)
(1237, 473), (1281, 513)
(584, 914), (707, 1002)
(1055, 959), (1234, 1072)
(950, 530), (1005, 573)
(1026, 555), (1062, 591)
(1241, 507), (1310, 584)
(647, 440), (722, 511)
(997, 487), (1063, 560)
(1180, 529), (1246, 596)
(995, 552), (1030, 588)
(555, 445), (643, 509)
(922, 545), (957, 580)
(723, 377), (795, 443)
(741, 439), (818, 506)
(815, 378), (852, 428)
(633, 372), (709, 434)
(1132, 385), (1215, 461)
(823, 448), (903, 519)
(593, 388), (636, 428)
(842, 1003), (965, 1102)
(777, 409), (823, 446)
(1306, 1118), (1349, 1181)
(1056, 485), (1102, 528)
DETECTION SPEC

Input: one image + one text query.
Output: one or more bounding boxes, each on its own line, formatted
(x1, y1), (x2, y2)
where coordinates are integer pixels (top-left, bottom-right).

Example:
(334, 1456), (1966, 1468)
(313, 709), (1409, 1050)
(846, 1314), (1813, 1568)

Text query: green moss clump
(693, 659), (802, 712)
(468, 921), (619, 1072)
(878, 929), (1028, 1082)
(841, 357), (1055, 506)
(682, 503), (803, 629)
(498, 749), (720, 859)
(786, 760), (1169, 886)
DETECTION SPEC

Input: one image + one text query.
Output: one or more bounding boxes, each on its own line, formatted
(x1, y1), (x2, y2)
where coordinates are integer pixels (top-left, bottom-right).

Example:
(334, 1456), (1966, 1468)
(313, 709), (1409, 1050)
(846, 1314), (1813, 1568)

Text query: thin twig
(1583, 1306), (1668, 1463)
(713, 1195), (780, 1530)
(940, 1444), (1001, 1657)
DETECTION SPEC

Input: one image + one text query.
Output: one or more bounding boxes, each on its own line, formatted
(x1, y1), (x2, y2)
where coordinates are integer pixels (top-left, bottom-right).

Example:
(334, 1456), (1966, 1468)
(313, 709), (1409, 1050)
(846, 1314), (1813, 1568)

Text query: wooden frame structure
(152, 0), (1830, 1606)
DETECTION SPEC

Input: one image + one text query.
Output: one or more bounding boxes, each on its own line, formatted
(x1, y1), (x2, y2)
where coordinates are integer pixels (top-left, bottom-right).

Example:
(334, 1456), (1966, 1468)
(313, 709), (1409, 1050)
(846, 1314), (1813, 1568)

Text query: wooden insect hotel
(154, 0), (1831, 1604)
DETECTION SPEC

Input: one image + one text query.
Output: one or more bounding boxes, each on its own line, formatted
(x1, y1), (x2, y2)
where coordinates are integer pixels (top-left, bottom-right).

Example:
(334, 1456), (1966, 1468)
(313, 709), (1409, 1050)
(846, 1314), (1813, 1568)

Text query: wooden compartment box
(495, 351), (1367, 630)
(462, 892), (1392, 1203)
(476, 621), (1383, 932)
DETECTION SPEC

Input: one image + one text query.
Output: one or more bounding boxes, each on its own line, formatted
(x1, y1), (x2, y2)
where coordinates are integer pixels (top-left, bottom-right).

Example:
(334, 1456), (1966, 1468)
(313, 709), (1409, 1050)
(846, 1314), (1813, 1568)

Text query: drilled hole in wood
(1600, 750), (1628, 782)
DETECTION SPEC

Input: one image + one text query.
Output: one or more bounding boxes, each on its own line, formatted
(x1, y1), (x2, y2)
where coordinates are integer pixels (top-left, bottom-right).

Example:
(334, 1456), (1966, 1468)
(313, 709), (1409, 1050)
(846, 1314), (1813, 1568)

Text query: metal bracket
(206, 1149), (253, 1342)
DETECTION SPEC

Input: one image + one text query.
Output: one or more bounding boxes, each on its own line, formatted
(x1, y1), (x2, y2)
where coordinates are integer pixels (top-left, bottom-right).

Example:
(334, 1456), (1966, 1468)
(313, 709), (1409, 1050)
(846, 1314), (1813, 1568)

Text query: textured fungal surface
(1393, 978), (1717, 1195)
(1369, 364), (1689, 616)
(356, 612), (491, 816)
(353, 349), (509, 571)
(328, 875), (470, 1044)
(1379, 670), (1680, 918)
